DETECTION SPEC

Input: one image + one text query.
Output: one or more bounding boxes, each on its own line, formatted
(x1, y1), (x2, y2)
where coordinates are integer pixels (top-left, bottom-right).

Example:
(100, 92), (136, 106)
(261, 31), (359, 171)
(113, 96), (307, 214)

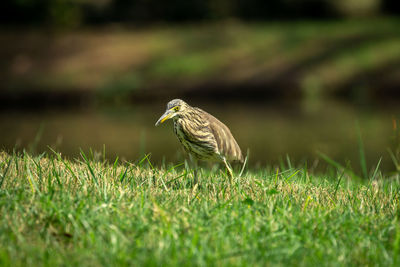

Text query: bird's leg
(222, 157), (234, 180)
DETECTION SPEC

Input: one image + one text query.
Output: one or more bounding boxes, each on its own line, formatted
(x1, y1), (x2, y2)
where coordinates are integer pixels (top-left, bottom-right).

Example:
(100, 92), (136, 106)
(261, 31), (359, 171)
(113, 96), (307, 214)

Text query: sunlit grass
(0, 150), (399, 266)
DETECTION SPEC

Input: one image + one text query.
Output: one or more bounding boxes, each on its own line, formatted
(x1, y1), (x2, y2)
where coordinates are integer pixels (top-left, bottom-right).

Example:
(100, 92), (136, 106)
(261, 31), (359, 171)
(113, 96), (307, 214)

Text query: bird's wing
(199, 109), (244, 163)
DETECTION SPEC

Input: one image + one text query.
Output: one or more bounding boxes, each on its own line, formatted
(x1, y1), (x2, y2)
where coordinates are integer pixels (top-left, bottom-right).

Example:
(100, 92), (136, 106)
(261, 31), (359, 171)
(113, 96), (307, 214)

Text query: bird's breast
(173, 119), (218, 161)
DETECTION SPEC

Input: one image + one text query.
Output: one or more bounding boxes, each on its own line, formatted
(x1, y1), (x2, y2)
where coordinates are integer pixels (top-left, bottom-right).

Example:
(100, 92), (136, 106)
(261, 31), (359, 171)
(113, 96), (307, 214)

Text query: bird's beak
(155, 110), (173, 126)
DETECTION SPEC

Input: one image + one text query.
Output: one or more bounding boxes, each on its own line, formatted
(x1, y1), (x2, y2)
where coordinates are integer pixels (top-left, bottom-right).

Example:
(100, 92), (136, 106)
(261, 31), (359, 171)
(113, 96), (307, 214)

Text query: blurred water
(1, 99), (399, 173)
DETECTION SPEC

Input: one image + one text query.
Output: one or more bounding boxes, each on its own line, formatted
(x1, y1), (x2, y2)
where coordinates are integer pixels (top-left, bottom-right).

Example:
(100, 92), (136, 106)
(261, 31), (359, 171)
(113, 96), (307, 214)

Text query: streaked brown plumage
(155, 99), (243, 176)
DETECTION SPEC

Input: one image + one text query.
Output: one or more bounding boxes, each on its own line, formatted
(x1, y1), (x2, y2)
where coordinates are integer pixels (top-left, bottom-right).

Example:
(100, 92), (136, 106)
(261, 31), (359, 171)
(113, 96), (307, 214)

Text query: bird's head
(155, 99), (188, 126)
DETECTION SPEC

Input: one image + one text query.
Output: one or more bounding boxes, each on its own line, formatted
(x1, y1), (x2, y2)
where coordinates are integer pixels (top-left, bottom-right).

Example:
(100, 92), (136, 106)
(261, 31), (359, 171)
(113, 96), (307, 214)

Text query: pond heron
(155, 99), (243, 177)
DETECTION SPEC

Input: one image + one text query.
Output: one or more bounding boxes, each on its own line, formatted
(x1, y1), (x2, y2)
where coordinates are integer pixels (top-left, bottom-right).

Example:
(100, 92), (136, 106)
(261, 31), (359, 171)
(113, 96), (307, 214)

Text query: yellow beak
(155, 110), (173, 126)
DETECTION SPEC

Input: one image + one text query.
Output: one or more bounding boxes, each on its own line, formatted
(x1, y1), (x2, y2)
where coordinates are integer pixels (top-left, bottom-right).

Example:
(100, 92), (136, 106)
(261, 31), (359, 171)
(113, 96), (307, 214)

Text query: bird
(155, 99), (243, 177)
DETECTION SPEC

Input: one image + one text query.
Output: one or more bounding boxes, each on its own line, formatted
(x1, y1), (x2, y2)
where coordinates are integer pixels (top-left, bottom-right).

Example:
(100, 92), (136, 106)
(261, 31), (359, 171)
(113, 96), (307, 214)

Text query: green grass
(0, 150), (399, 266)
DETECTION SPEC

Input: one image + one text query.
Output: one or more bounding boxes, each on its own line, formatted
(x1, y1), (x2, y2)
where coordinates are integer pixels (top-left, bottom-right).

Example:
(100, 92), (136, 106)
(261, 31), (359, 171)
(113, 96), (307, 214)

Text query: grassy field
(0, 150), (399, 266)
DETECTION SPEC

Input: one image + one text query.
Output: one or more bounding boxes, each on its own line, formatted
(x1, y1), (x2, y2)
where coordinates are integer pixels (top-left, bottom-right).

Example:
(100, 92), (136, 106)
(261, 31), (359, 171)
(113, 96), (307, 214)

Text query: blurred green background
(1, 0), (400, 172)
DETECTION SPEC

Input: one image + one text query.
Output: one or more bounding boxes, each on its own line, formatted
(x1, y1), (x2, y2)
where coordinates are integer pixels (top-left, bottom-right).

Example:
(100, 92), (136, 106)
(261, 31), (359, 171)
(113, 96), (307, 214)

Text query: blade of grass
(48, 146), (81, 184)
(50, 157), (62, 186)
(0, 158), (12, 189)
(113, 156), (119, 169)
(284, 169), (301, 183)
(119, 164), (129, 183)
(274, 168), (280, 186)
(239, 149), (249, 177)
(318, 152), (361, 180)
(388, 148), (400, 172)
(334, 170), (345, 197)
(286, 154), (292, 169)
(165, 172), (186, 186)
(136, 153), (152, 167)
(370, 157), (382, 181)
(24, 152), (40, 195)
(80, 149), (99, 188)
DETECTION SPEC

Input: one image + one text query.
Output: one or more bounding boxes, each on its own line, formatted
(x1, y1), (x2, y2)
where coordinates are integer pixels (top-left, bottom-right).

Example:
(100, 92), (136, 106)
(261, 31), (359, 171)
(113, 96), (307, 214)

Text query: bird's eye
(174, 106), (180, 111)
